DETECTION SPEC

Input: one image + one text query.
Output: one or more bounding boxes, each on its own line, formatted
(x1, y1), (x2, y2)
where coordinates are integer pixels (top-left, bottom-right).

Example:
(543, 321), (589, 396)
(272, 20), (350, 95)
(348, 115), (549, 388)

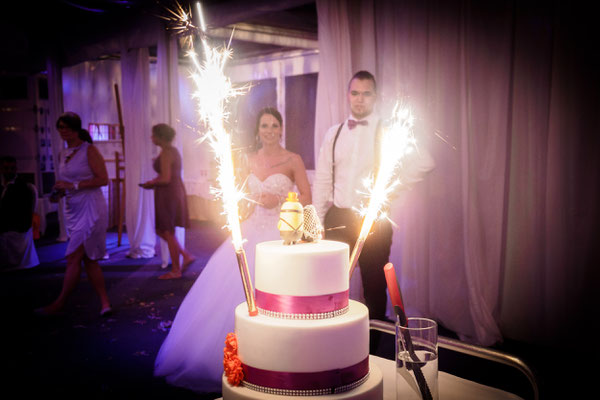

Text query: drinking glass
(395, 317), (438, 400)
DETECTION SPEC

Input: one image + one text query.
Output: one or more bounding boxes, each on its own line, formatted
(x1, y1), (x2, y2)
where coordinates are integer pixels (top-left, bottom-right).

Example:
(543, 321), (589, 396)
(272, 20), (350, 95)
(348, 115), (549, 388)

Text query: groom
(313, 70), (434, 323)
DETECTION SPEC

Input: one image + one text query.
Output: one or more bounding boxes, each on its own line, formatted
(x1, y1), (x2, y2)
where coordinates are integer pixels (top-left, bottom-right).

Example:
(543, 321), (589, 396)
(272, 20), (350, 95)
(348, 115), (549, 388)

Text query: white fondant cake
(223, 239), (382, 399)
(235, 300), (369, 373)
(255, 240), (349, 297)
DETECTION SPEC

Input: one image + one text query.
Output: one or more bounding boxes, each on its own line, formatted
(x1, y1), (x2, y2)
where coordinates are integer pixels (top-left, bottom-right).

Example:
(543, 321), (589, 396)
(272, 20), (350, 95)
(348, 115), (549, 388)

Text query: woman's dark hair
(56, 112), (81, 131)
(253, 107), (283, 151)
(56, 112), (93, 143)
(79, 129), (93, 144)
(152, 123), (176, 143)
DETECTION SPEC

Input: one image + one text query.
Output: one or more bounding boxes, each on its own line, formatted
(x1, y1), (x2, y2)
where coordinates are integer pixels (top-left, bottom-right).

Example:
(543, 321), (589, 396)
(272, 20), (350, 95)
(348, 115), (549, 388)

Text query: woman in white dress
(38, 112), (111, 316)
(154, 107), (311, 393)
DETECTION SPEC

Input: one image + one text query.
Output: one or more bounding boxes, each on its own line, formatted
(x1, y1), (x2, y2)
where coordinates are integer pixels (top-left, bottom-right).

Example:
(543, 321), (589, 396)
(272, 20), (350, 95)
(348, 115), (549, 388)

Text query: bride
(154, 107), (312, 393)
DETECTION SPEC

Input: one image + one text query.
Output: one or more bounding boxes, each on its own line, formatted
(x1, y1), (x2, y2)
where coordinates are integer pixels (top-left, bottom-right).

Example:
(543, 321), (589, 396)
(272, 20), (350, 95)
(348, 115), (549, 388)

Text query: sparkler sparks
(187, 41), (249, 251)
(158, 1), (202, 48)
(349, 103), (418, 279)
(166, 2), (256, 314)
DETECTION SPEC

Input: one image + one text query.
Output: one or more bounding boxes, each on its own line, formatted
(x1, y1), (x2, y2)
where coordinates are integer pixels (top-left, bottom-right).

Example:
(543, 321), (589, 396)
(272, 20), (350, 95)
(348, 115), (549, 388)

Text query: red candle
(383, 263), (404, 312)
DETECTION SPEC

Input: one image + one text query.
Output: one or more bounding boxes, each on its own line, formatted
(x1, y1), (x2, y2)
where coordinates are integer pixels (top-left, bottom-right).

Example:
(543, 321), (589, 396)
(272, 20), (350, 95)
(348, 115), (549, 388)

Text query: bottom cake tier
(228, 300), (372, 396)
(221, 362), (383, 400)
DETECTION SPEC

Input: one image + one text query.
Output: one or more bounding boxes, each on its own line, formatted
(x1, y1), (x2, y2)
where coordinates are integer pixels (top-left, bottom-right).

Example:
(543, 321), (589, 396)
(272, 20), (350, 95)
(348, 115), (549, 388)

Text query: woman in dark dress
(142, 123), (195, 279)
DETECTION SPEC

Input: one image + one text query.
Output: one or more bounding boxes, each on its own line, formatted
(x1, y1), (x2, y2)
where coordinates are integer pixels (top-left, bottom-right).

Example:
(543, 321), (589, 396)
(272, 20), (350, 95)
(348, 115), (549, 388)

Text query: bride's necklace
(64, 145), (82, 164)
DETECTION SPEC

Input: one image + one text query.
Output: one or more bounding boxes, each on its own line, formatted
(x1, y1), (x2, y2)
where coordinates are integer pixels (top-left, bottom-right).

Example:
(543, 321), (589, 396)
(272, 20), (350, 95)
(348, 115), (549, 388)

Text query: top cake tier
(254, 240), (350, 318)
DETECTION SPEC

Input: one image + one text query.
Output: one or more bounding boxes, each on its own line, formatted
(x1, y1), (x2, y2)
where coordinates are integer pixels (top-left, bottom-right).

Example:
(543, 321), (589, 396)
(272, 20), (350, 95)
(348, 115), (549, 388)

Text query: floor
(3, 220), (226, 399)
(1, 218), (577, 399)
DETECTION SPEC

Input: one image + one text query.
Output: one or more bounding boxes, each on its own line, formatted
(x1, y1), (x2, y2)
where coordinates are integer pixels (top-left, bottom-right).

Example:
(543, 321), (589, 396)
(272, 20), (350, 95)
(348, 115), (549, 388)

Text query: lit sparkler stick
(348, 104), (417, 279)
(178, 2), (257, 315)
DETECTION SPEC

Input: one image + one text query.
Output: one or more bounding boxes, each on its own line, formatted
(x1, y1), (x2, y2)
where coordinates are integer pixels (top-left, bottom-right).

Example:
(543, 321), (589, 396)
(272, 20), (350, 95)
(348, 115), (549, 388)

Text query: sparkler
(158, 2), (201, 48)
(348, 104), (417, 279)
(169, 2), (256, 315)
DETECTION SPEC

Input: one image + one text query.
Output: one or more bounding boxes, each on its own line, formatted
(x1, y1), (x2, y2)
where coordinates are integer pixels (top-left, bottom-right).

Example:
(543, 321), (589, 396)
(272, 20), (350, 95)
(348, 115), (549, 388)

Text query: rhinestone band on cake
(241, 371), (371, 397)
(257, 305), (349, 320)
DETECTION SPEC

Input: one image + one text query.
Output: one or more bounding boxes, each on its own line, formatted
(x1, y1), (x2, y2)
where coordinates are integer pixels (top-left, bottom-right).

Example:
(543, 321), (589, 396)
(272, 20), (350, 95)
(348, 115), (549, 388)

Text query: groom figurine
(313, 70), (434, 323)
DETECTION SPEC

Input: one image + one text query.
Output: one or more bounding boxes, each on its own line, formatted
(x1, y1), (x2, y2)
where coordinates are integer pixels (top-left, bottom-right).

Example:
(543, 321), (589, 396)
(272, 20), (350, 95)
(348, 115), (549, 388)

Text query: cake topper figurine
(302, 205), (323, 242)
(278, 192), (304, 245)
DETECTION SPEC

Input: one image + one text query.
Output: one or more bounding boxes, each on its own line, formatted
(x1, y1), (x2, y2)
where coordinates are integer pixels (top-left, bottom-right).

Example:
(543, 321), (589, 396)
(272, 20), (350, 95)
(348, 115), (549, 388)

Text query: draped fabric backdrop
(315, 0), (598, 346)
(62, 60), (122, 128)
(121, 47), (156, 258)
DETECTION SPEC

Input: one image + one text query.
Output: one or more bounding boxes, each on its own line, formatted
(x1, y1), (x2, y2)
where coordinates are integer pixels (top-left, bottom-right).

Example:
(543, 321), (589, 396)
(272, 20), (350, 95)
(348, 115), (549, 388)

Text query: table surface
(373, 355), (522, 400)
(216, 355), (523, 400)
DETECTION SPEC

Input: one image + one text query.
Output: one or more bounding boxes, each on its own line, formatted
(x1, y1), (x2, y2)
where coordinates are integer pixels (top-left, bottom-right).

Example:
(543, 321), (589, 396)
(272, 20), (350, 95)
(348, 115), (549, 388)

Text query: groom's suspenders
(331, 122), (345, 203)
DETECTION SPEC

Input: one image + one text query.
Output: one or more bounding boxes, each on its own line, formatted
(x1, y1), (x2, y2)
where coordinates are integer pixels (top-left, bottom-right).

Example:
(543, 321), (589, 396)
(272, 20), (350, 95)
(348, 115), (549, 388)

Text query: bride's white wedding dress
(154, 173), (294, 393)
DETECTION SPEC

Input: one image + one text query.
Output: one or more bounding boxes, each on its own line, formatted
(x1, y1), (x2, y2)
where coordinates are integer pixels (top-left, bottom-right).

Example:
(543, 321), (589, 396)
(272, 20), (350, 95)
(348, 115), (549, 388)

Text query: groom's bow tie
(347, 119), (368, 130)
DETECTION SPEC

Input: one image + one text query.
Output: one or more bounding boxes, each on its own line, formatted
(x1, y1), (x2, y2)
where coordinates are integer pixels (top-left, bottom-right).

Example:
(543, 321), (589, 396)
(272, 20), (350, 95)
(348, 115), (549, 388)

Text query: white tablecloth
(0, 228), (39, 270)
(216, 354), (522, 400)
(373, 355), (522, 400)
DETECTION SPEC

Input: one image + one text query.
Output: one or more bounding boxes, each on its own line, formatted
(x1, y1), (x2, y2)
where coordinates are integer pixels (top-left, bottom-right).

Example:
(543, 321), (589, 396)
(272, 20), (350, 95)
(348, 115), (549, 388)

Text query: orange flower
(224, 332), (238, 352)
(223, 333), (244, 386)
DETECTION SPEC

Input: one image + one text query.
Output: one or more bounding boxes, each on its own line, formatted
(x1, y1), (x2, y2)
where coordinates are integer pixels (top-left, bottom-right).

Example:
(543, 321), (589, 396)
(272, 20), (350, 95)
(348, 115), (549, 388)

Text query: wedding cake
(222, 240), (383, 399)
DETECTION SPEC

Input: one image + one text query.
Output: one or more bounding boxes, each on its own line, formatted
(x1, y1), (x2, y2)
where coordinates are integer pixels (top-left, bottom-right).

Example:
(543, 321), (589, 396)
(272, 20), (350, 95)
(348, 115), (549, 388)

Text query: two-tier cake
(222, 240), (383, 399)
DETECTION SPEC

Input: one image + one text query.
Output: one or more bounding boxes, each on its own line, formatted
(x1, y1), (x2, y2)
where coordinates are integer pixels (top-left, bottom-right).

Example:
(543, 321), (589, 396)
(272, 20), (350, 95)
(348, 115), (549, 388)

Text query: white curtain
(121, 47), (156, 258)
(62, 60), (122, 131)
(155, 30), (185, 266)
(314, 0), (353, 156)
(315, 0), (598, 346)
(316, 0), (499, 344)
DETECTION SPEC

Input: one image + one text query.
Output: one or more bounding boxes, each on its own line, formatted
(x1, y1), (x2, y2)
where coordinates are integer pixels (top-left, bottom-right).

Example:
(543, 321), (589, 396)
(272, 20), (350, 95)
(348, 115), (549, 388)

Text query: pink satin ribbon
(255, 289), (349, 315)
(242, 357), (369, 391)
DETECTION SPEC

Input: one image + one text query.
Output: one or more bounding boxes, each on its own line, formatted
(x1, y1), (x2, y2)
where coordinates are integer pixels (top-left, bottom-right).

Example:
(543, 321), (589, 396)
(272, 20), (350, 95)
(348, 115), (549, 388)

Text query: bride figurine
(154, 107), (312, 393)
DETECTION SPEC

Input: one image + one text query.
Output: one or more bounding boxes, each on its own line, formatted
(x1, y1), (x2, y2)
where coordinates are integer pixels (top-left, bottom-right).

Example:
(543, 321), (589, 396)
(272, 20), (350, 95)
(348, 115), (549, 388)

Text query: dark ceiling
(0, 0), (318, 74)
